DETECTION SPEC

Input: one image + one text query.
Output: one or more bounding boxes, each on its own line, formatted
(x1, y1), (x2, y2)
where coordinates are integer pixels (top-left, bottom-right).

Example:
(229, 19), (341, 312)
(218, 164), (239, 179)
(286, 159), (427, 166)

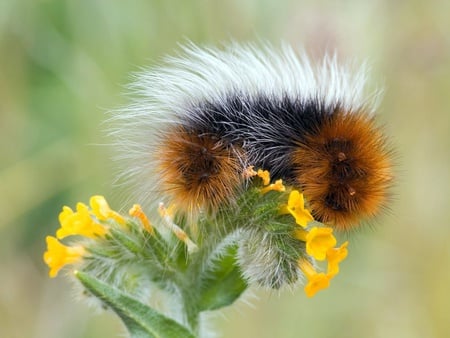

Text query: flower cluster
(251, 168), (349, 297)
(289, 202), (348, 297)
(43, 196), (148, 278)
(42, 169), (351, 337)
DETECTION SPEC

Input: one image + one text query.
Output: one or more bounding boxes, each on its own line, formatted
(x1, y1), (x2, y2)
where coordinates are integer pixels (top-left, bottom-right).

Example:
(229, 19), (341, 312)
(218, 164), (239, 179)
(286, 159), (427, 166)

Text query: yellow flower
(129, 204), (154, 235)
(327, 241), (349, 276)
(257, 169), (271, 186)
(304, 227), (337, 261)
(90, 195), (125, 224)
(57, 203), (108, 239)
(282, 190), (314, 227)
(260, 179), (286, 194)
(43, 236), (85, 278)
(299, 259), (331, 297)
(304, 273), (331, 297)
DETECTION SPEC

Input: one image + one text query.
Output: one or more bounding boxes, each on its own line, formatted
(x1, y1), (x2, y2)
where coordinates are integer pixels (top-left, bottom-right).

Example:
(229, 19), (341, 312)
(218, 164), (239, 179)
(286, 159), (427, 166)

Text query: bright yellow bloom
(257, 169), (270, 186)
(327, 241), (349, 276)
(282, 190), (314, 227)
(304, 227), (337, 261)
(299, 259), (331, 297)
(57, 203), (108, 239)
(90, 195), (125, 224)
(260, 179), (286, 194)
(43, 236), (85, 278)
(304, 273), (331, 297)
(129, 204), (154, 235)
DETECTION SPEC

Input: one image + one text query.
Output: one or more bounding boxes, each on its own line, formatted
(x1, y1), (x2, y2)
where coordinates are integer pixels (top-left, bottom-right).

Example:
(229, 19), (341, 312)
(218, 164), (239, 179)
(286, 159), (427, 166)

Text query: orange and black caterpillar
(112, 43), (393, 231)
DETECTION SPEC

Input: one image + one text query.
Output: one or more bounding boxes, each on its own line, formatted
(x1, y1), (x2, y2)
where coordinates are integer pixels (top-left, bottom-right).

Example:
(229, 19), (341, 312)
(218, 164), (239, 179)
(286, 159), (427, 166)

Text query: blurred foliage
(0, 0), (449, 337)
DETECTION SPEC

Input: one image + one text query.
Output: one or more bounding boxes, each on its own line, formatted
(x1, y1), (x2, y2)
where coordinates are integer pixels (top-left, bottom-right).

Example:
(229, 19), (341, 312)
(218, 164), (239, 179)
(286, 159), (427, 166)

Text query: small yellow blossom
(43, 236), (85, 278)
(129, 204), (154, 235)
(90, 195), (125, 224)
(299, 259), (331, 297)
(304, 227), (337, 261)
(260, 179), (286, 194)
(327, 241), (349, 276)
(304, 273), (331, 297)
(281, 190), (314, 227)
(257, 169), (271, 186)
(57, 203), (108, 239)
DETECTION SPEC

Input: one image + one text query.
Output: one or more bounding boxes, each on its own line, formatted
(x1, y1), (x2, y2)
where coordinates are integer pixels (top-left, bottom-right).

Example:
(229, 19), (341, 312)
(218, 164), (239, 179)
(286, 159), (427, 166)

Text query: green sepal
(109, 228), (142, 254)
(76, 271), (196, 338)
(198, 244), (248, 311)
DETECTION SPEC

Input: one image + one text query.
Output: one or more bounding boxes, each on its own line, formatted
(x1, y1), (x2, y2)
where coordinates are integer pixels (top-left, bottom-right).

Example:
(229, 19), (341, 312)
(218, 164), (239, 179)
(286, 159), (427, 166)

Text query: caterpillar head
(156, 126), (245, 216)
(292, 109), (393, 231)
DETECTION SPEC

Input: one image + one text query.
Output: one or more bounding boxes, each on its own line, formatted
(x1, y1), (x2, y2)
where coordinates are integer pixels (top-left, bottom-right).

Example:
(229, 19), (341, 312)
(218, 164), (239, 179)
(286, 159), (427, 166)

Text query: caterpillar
(112, 42), (393, 231)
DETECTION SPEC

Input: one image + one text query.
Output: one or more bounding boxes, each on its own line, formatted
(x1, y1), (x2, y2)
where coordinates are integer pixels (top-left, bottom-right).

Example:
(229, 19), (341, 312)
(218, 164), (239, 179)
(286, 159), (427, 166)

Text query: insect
(112, 42), (393, 231)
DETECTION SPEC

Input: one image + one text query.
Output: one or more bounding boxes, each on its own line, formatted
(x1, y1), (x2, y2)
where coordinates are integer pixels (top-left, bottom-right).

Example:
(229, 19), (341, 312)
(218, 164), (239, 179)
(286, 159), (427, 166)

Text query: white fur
(108, 42), (379, 210)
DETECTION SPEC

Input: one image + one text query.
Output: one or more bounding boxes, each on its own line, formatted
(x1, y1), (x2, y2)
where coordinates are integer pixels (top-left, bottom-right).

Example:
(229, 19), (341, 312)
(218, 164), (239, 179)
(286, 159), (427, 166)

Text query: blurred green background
(1, 0), (449, 337)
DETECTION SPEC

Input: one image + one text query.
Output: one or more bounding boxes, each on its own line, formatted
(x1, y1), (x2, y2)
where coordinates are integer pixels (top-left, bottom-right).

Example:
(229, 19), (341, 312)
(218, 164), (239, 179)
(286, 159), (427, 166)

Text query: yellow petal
(293, 227), (308, 242)
(304, 273), (331, 297)
(260, 179), (286, 194)
(298, 259), (331, 297)
(56, 203), (107, 239)
(129, 204), (154, 234)
(327, 241), (349, 276)
(90, 195), (112, 221)
(90, 195), (125, 224)
(305, 227), (337, 261)
(298, 259), (316, 279)
(286, 190), (314, 227)
(291, 209), (314, 227)
(290, 189), (304, 207)
(58, 206), (74, 225)
(43, 236), (84, 278)
(257, 169), (271, 186)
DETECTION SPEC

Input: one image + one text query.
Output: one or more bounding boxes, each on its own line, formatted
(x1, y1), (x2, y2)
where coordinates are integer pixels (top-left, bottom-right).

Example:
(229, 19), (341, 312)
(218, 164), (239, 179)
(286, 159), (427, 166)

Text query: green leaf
(198, 244), (248, 311)
(76, 271), (196, 338)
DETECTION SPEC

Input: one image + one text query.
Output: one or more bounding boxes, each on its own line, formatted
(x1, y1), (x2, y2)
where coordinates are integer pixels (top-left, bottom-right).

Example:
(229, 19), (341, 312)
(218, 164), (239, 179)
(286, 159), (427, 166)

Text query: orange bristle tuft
(156, 126), (244, 216)
(292, 109), (393, 231)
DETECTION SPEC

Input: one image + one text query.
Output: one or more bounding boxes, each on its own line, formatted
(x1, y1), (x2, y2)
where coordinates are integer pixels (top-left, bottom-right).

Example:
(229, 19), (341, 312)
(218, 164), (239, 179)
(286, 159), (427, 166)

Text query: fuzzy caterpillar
(112, 42), (393, 231)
